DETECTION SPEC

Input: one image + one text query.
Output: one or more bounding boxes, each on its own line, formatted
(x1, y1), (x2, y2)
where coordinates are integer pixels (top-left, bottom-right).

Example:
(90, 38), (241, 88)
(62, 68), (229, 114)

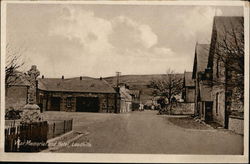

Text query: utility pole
(116, 71), (121, 88)
(115, 71), (121, 113)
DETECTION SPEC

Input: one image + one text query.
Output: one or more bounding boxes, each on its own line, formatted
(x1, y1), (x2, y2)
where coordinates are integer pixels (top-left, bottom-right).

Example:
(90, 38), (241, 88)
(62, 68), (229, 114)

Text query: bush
(5, 107), (22, 120)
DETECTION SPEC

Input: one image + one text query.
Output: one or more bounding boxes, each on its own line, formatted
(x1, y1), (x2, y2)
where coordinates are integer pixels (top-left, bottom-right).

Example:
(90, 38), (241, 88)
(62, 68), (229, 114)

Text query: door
(205, 102), (213, 121)
(50, 97), (61, 111)
(76, 97), (99, 112)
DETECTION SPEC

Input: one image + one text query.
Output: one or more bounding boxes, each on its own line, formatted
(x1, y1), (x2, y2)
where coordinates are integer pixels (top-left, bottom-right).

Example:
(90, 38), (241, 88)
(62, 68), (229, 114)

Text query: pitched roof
(208, 16), (243, 67)
(38, 77), (116, 93)
(214, 16), (243, 38)
(184, 72), (195, 87)
(192, 44), (210, 78)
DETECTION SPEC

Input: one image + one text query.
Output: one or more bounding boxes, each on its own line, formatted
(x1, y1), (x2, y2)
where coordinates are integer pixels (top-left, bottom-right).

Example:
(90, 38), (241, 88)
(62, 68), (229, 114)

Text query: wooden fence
(5, 119), (73, 152)
(47, 119), (73, 139)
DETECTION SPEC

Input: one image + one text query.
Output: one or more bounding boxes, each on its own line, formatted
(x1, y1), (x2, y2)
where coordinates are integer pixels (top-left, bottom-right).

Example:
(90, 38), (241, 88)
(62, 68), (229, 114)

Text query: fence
(5, 121), (48, 152)
(47, 119), (73, 139)
(5, 119), (73, 152)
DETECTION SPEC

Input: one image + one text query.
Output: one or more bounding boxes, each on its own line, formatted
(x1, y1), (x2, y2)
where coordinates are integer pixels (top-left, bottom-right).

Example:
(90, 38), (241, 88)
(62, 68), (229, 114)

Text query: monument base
(21, 104), (43, 123)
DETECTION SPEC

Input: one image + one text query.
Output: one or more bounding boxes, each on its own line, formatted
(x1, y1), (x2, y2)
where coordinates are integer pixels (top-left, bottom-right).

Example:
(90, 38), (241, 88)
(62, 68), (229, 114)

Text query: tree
(148, 69), (183, 112)
(210, 17), (244, 105)
(5, 44), (25, 92)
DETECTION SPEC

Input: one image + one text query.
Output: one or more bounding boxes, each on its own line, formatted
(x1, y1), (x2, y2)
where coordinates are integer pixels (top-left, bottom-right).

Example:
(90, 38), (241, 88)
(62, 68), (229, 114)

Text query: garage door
(76, 97), (99, 112)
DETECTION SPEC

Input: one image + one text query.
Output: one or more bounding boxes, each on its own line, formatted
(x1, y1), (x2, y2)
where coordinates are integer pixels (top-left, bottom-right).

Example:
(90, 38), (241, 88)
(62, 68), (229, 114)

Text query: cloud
(49, 7), (113, 55)
(110, 16), (158, 50)
(177, 6), (223, 42)
(152, 47), (174, 57)
(50, 8), (161, 56)
(46, 7), (175, 77)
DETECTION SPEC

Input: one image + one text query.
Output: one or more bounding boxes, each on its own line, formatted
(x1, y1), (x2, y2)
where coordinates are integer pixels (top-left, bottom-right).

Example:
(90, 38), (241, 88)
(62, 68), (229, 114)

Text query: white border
(0, 1), (249, 163)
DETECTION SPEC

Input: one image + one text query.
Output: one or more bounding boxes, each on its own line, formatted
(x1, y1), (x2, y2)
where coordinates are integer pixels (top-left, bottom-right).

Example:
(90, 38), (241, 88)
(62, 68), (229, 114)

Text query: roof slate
(38, 77), (116, 93)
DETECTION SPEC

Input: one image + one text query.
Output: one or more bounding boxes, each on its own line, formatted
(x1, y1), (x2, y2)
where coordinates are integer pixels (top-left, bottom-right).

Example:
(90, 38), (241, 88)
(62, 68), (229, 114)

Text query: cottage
(192, 43), (213, 121)
(37, 76), (117, 113)
(207, 16), (244, 127)
(182, 71), (195, 103)
(118, 84), (132, 113)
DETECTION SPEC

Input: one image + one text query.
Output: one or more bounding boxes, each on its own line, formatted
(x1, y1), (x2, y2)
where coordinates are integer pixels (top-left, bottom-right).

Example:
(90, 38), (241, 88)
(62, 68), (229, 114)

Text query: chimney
(62, 75), (64, 79)
(80, 76), (82, 80)
(42, 75), (44, 79)
(100, 77), (102, 80)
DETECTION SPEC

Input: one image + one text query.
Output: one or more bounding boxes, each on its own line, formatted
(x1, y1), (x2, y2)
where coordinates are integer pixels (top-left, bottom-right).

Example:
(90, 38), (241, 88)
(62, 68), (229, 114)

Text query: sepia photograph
(0, 0), (249, 163)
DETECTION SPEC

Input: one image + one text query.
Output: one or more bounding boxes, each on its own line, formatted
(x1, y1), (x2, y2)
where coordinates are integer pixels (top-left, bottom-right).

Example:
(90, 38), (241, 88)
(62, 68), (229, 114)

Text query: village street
(43, 110), (243, 154)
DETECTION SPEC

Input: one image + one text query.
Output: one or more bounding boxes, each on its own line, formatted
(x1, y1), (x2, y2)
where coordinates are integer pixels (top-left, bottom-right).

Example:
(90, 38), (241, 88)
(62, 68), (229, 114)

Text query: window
(66, 97), (72, 108)
(215, 93), (219, 115)
(216, 58), (219, 78)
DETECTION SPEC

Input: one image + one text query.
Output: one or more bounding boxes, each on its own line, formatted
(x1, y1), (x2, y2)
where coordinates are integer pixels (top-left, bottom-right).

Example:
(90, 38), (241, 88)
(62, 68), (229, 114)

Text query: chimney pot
(62, 75), (64, 79)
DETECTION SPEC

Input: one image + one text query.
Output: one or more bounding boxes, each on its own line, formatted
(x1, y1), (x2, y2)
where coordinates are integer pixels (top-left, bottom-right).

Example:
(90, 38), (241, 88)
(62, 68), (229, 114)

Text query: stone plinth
(21, 104), (43, 123)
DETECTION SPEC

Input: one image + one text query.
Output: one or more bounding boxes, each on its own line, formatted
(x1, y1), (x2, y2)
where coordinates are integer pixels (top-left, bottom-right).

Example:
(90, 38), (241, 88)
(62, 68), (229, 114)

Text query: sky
(6, 3), (243, 78)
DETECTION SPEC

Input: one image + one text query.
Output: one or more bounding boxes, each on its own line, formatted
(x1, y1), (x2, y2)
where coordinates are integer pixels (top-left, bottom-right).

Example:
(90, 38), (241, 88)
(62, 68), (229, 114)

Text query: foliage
(5, 44), (25, 90)
(148, 69), (183, 111)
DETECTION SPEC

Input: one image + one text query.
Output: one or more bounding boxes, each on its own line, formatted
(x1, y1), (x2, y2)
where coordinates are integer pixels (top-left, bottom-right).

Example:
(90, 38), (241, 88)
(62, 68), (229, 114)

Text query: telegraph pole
(115, 71), (121, 113)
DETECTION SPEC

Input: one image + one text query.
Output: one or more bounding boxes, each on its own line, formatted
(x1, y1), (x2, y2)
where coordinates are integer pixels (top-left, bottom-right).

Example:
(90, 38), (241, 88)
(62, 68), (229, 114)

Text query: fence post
(53, 123), (55, 138)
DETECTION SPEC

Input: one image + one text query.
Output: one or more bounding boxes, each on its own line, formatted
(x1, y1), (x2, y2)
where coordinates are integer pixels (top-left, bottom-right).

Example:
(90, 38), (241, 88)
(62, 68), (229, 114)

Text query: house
(182, 71), (195, 103)
(5, 72), (30, 110)
(118, 84), (132, 113)
(37, 76), (117, 113)
(129, 89), (141, 111)
(192, 43), (213, 121)
(207, 16), (244, 127)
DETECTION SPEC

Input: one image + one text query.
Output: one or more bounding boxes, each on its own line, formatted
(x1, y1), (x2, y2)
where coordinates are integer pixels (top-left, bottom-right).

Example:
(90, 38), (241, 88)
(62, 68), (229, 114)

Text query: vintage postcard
(0, 0), (249, 163)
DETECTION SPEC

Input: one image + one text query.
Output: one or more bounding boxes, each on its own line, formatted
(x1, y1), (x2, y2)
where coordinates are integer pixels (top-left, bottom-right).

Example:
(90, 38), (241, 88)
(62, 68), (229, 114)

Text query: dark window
(66, 97), (72, 108)
(216, 58), (219, 78)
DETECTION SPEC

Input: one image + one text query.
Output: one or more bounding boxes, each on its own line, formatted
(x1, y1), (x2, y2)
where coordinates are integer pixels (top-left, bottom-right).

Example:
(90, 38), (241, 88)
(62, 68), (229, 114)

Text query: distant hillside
(104, 74), (184, 103)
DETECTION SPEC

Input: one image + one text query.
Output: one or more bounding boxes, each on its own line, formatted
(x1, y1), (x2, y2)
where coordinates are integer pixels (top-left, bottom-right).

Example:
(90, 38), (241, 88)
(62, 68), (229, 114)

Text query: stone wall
(6, 86), (28, 110)
(38, 90), (116, 113)
(171, 102), (195, 115)
(228, 116), (244, 135)
(212, 86), (226, 127)
(186, 87), (195, 103)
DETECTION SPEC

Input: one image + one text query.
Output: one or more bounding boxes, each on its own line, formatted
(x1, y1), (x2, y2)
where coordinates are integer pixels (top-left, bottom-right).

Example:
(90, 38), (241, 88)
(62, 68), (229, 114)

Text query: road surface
(45, 110), (243, 154)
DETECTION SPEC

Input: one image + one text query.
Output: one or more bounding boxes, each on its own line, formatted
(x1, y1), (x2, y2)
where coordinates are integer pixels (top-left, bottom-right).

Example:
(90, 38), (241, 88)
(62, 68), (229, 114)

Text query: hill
(104, 74), (184, 103)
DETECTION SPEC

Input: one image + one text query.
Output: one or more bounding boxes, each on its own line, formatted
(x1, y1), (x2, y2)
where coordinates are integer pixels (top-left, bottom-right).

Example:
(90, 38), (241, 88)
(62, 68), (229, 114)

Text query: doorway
(50, 97), (61, 111)
(76, 97), (99, 112)
(205, 102), (213, 121)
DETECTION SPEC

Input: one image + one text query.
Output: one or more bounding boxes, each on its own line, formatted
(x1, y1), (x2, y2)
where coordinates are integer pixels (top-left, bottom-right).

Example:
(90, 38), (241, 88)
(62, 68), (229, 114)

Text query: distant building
(5, 72), (30, 110)
(192, 43), (213, 121)
(207, 16), (244, 127)
(37, 76), (117, 113)
(182, 71), (195, 103)
(118, 85), (132, 113)
(129, 89), (141, 111)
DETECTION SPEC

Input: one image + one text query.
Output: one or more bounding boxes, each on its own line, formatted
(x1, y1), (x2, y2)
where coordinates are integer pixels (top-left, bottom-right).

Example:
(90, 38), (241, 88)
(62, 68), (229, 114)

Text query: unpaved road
(45, 110), (243, 154)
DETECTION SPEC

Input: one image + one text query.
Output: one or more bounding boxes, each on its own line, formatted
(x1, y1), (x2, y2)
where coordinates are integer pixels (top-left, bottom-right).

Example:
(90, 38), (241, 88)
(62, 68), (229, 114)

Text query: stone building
(207, 16), (244, 127)
(182, 71), (195, 103)
(37, 76), (117, 113)
(118, 85), (132, 113)
(5, 72), (30, 110)
(192, 43), (213, 121)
